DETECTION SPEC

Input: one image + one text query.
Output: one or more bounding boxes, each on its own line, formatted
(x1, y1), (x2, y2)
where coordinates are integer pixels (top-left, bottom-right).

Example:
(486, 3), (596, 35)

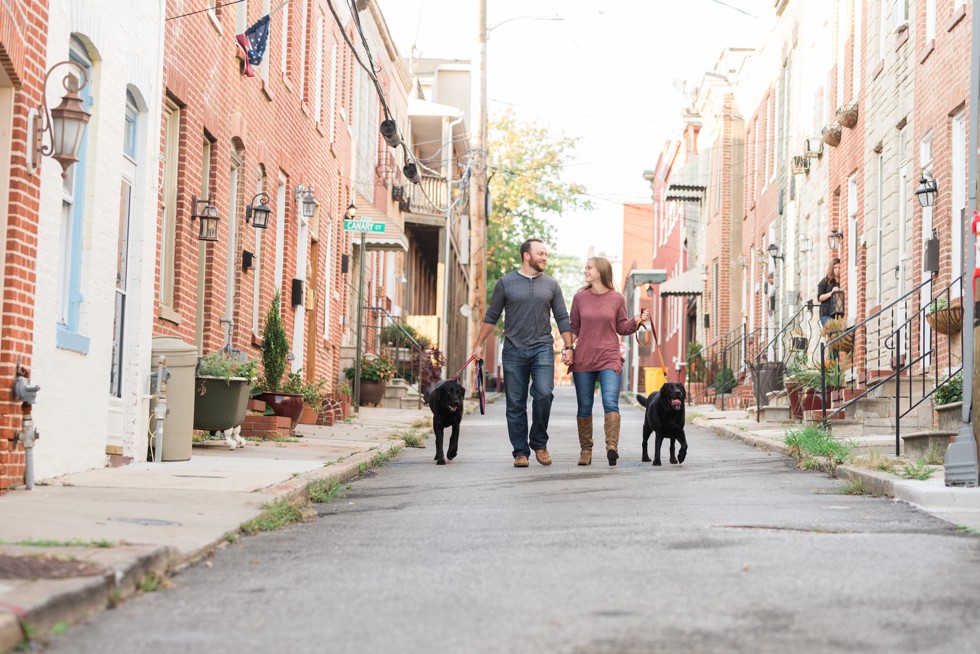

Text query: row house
(1, 0), (480, 491)
(689, 0), (970, 426)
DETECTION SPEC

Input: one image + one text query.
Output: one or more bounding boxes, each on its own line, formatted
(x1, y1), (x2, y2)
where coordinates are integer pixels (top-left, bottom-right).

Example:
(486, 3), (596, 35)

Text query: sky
(374, 0), (773, 263)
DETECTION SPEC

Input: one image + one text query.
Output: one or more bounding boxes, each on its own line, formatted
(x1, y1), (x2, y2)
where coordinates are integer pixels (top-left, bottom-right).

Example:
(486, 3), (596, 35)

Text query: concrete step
(900, 431), (956, 459)
(847, 397), (892, 419)
(760, 405), (792, 423)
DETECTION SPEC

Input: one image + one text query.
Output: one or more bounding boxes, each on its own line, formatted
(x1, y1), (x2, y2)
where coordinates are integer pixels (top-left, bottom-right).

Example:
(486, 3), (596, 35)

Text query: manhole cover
(108, 517), (182, 527)
(0, 554), (106, 580)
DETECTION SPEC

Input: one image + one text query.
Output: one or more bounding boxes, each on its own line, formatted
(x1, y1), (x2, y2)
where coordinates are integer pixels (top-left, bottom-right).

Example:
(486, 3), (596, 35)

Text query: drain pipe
(12, 364), (40, 489)
(150, 355), (170, 463)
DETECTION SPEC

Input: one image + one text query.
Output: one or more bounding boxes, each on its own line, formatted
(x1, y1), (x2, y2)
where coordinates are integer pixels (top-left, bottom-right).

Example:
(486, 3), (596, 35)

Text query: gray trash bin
(150, 337), (199, 461)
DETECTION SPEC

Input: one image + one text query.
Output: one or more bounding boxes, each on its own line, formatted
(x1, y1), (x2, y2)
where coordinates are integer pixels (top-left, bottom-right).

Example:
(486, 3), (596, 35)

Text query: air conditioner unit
(391, 184), (405, 201)
(804, 138), (824, 158)
(792, 155), (810, 175)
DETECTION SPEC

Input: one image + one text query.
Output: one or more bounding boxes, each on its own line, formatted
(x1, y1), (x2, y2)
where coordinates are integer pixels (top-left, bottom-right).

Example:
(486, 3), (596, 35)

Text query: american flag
(235, 15), (270, 78)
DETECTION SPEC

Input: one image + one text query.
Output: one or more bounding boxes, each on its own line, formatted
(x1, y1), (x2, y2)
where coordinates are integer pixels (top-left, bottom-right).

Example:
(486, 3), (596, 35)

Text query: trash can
(150, 337), (199, 462)
(644, 366), (668, 394)
(750, 361), (785, 407)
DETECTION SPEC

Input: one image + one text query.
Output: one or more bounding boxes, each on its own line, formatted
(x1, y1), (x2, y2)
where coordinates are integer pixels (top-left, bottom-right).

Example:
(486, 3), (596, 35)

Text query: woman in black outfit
(816, 258), (841, 327)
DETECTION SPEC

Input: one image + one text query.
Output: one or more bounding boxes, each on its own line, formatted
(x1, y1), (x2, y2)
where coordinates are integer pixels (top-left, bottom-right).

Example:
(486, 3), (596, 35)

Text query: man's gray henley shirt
(484, 270), (571, 349)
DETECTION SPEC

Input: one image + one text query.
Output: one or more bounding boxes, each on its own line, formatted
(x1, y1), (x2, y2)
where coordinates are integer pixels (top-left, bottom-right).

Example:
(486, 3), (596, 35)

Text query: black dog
(428, 379), (465, 465)
(637, 382), (687, 466)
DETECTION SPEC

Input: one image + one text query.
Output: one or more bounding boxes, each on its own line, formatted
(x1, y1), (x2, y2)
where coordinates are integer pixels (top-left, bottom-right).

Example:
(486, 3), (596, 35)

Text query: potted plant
(193, 350), (257, 434)
(256, 290), (304, 429)
(821, 318), (853, 354)
(934, 371), (963, 432)
(345, 354), (397, 406)
(926, 296), (963, 336)
(298, 376), (327, 425)
(713, 367), (737, 395)
(337, 379), (353, 419)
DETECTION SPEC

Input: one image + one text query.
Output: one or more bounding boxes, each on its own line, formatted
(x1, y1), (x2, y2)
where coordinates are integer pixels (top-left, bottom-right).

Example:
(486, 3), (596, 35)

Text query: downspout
(441, 114), (465, 378)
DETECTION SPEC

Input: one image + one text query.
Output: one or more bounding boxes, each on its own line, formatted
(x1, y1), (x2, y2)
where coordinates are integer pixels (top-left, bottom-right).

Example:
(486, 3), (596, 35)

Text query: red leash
(451, 354), (480, 382)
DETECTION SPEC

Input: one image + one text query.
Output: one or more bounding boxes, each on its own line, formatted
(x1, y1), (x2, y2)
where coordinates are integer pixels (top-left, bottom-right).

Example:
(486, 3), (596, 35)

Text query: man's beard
(530, 258), (546, 273)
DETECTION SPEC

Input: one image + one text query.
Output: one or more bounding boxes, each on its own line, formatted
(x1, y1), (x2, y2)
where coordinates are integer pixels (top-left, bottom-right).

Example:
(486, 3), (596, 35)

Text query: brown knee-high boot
(576, 416), (593, 465)
(604, 412), (621, 466)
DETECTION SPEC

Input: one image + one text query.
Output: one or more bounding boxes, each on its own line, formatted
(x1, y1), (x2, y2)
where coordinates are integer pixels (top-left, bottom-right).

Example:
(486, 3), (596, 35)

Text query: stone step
(846, 397), (892, 419)
(759, 405), (792, 423)
(900, 431), (956, 459)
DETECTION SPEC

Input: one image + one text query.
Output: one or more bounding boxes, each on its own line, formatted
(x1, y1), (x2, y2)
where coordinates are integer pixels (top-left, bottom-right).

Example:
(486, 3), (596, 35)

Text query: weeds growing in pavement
(136, 571), (172, 593)
(245, 436), (299, 443)
(785, 424), (852, 477)
(411, 417), (432, 430)
(685, 411), (703, 425)
(395, 427), (426, 448)
(955, 525), (980, 536)
(899, 457), (936, 481)
(372, 446), (401, 467)
(307, 477), (343, 504)
(240, 498), (314, 535)
(2, 538), (114, 548)
(925, 443), (945, 466)
(851, 447), (896, 473)
(840, 478), (882, 496)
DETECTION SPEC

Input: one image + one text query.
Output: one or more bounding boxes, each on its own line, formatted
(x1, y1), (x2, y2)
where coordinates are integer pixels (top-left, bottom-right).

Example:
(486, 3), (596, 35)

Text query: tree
(486, 108), (593, 305)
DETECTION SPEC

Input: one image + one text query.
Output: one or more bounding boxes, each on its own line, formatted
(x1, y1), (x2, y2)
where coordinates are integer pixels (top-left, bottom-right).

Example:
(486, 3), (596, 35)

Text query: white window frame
(847, 174), (858, 320)
(314, 8), (325, 121)
(160, 102), (179, 312)
(280, 0), (289, 76)
(926, 0), (936, 43)
(235, 0), (248, 34)
(252, 172), (265, 337)
(952, 111), (966, 294)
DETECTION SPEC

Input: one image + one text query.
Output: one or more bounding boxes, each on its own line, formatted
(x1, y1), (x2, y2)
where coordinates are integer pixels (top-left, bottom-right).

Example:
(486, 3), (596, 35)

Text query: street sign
(343, 219), (386, 233)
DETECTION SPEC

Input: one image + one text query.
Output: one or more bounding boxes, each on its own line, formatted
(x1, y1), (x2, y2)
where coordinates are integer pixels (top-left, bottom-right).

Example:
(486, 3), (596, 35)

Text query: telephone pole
(467, 0), (488, 394)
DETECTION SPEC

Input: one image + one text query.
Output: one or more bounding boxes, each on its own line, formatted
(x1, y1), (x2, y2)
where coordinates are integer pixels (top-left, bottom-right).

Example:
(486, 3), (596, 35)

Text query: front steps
(382, 378), (424, 410)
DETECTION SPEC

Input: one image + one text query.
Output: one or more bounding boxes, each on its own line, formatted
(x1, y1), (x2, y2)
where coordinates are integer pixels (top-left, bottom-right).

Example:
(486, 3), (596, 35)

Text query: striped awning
(658, 268), (703, 297)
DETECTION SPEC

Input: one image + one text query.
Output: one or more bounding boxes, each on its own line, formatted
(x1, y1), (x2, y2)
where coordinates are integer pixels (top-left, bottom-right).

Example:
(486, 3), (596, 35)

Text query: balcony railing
(408, 173), (447, 216)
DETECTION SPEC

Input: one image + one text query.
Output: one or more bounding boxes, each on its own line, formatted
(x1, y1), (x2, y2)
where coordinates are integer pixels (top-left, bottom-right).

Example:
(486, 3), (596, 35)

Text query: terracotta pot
(358, 379), (386, 406)
(257, 392), (304, 430)
(340, 396), (352, 418)
(299, 405), (319, 425)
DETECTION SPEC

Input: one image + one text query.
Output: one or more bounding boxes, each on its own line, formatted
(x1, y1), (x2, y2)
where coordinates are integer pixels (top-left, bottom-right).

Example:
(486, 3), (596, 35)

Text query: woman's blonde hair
(580, 257), (616, 292)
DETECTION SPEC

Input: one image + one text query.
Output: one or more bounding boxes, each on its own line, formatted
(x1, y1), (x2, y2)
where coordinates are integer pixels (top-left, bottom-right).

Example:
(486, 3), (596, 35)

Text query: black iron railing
(364, 306), (428, 409)
(753, 303), (817, 421)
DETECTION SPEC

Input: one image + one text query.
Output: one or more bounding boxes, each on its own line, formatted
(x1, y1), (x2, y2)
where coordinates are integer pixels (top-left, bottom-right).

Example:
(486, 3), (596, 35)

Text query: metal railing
(819, 275), (964, 454)
(690, 323), (746, 408)
(753, 304), (816, 421)
(364, 306), (429, 409)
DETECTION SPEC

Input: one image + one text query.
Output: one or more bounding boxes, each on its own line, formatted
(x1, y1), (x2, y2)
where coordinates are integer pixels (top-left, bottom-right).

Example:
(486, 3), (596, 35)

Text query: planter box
(936, 401), (963, 432)
(193, 376), (250, 432)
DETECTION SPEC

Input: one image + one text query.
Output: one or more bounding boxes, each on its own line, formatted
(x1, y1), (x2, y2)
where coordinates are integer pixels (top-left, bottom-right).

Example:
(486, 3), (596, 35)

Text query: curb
(0, 437), (412, 653)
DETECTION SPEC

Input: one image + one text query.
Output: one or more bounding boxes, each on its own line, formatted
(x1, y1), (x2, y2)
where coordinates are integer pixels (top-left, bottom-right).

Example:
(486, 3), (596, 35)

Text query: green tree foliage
(261, 290), (290, 392)
(486, 108), (592, 304)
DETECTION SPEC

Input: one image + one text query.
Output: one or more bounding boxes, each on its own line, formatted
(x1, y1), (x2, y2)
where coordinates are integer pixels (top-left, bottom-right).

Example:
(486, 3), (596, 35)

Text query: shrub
(713, 367), (737, 394)
(934, 371), (963, 406)
(261, 290), (289, 392)
(687, 341), (705, 383)
(345, 355), (397, 382)
(380, 323), (419, 346)
(197, 351), (257, 383)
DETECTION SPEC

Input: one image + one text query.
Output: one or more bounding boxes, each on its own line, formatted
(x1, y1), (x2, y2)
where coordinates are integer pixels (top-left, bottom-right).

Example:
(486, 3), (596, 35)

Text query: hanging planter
(822, 122), (842, 147)
(926, 303), (963, 336)
(836, 103), (859, 129)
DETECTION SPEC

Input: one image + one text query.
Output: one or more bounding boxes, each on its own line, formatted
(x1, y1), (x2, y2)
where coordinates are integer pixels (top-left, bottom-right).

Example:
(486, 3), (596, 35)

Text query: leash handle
(451, 353), (480, 382)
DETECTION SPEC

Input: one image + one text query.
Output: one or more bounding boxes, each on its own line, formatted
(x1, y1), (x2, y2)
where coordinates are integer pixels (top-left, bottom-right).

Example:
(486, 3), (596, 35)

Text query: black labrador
(428, 379), (465, 465)
(637, 382), (687, 466)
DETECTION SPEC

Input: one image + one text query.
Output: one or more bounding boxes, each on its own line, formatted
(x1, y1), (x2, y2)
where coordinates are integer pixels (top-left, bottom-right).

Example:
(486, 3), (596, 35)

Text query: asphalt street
(46, 386), (980, 653)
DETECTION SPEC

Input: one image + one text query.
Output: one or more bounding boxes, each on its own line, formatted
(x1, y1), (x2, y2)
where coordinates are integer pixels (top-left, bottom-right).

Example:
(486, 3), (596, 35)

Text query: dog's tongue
(448, 404), (458, 411)
(671, 399), (682, 409)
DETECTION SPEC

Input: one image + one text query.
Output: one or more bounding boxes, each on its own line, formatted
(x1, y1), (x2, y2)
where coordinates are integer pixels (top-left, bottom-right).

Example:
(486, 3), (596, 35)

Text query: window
(920, 133), (934, 359)
(260, 0), (271, 83)
(926, 0), (936, 42)
(160, 101), (180, 316)
(314, 8), (324, 121)
(56, 37), (94, 353)
(275, 174), (287, 300)
(893, 0), (909, 29)
(852, 2), (861, 102)
(764, 95), (771, 186)
(329, 39), (338, 140)
(280, 0), (289, 77)
(227, 149), (243, 321)
(111, 91), (140, 396)
(298, 0), (308, 101)
(235, 1), (248, 33)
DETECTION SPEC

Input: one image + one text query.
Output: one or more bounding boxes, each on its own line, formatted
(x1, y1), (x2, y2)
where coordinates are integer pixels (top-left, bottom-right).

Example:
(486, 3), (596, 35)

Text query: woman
(564, 257), (648, 466)
(816, 257), (841, 327)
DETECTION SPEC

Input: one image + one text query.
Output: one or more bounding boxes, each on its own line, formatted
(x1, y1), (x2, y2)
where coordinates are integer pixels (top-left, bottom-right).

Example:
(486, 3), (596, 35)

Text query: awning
(351, 190), (409, 252)
(627, 269), (667, 286)
(657, 268), (703, 297)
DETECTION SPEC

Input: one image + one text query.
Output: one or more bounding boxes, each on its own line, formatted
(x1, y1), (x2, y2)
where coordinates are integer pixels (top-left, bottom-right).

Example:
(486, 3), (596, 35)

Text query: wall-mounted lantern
(915, 174), (938, 208)
(827, 229), (843, 251)
(245, 192), (271, 229)
(768, 243), (783, 261)
(294, 184), (317, 218)
(190, 194), (220, 242)
(29, 60), (92, 178)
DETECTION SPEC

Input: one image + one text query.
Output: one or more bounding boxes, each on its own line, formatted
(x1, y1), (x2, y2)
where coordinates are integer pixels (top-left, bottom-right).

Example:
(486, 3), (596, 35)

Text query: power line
(166, 0), (244, 22)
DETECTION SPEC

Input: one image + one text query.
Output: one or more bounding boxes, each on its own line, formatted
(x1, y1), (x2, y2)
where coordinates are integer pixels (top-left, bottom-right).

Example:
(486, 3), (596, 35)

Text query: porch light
(646, 284), (654, 298)
(768, 243), (783, 261)
(30, 61), (92, 178)
(831, 289), (846, 318)
(915, 175), (938, 208)
(190, 195), (220, 242)
(347, 203), (357, 219)
(294, 184), (317, 218)
(245, 192), (271, 229)
(827, 229), (843, 251)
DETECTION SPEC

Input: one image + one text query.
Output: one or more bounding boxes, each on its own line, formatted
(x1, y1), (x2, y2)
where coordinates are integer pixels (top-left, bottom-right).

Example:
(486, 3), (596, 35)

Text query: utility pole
(944, 0), (980, 486)
(467, 0), (488, 395)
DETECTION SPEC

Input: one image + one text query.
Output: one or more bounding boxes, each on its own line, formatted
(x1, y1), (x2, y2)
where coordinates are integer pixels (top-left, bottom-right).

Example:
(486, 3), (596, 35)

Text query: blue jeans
(572, 369), (622, 417)
(502, 344), (555, 458)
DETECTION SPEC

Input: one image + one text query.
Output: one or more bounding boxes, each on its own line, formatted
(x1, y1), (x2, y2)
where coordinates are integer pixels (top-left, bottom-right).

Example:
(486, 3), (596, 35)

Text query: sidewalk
(691, 405), (980, 531)
(0, 404), (431, 652)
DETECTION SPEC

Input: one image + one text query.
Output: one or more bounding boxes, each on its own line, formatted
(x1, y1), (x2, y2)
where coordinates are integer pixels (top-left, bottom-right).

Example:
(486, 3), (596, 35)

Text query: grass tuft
(1, 538), (114, 548)
(136, 571), (172, 593)
(240, 498), (314, 535)
(307, 477), (344, 504)
(785, 424), (851, 476)
(899, 457), (937, 481)
(925, 443), (945, 466)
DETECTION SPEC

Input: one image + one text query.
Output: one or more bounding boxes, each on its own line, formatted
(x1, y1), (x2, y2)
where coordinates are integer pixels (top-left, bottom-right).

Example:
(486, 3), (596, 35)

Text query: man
(472, 239), (573, 467)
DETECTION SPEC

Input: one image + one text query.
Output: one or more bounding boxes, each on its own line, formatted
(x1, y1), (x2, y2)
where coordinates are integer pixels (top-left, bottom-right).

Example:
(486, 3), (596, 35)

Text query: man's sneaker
(514, 456), (529, 467)
(534, 449), (552, 466)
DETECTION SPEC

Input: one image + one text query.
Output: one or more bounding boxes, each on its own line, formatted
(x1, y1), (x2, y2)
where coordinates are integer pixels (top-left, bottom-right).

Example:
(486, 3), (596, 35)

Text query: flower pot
(299, 405), (320, 425)
(822, 122), (842, 147)
(358, 379), (386, 406)
(194, 376), (251, 432)
(257, 392), (304, 430)
(836, 103), (859, 128)
(926, 306), (963, 336)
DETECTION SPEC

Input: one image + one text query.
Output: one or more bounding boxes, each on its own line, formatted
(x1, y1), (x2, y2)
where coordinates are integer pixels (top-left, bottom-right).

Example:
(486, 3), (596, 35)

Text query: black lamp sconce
(915, 173), (938, 208)
(291, 278), (304, 307)
(190, 194), (220, 242)
(768, 243), (783, 261)
(246, 192), (271, 229)
(242, 250), (254, 272)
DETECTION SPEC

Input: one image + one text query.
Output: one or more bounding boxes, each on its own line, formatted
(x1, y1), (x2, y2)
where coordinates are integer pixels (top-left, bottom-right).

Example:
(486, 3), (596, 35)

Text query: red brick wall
(156, 1), (355, 392)
(0, 0), (48, 493)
